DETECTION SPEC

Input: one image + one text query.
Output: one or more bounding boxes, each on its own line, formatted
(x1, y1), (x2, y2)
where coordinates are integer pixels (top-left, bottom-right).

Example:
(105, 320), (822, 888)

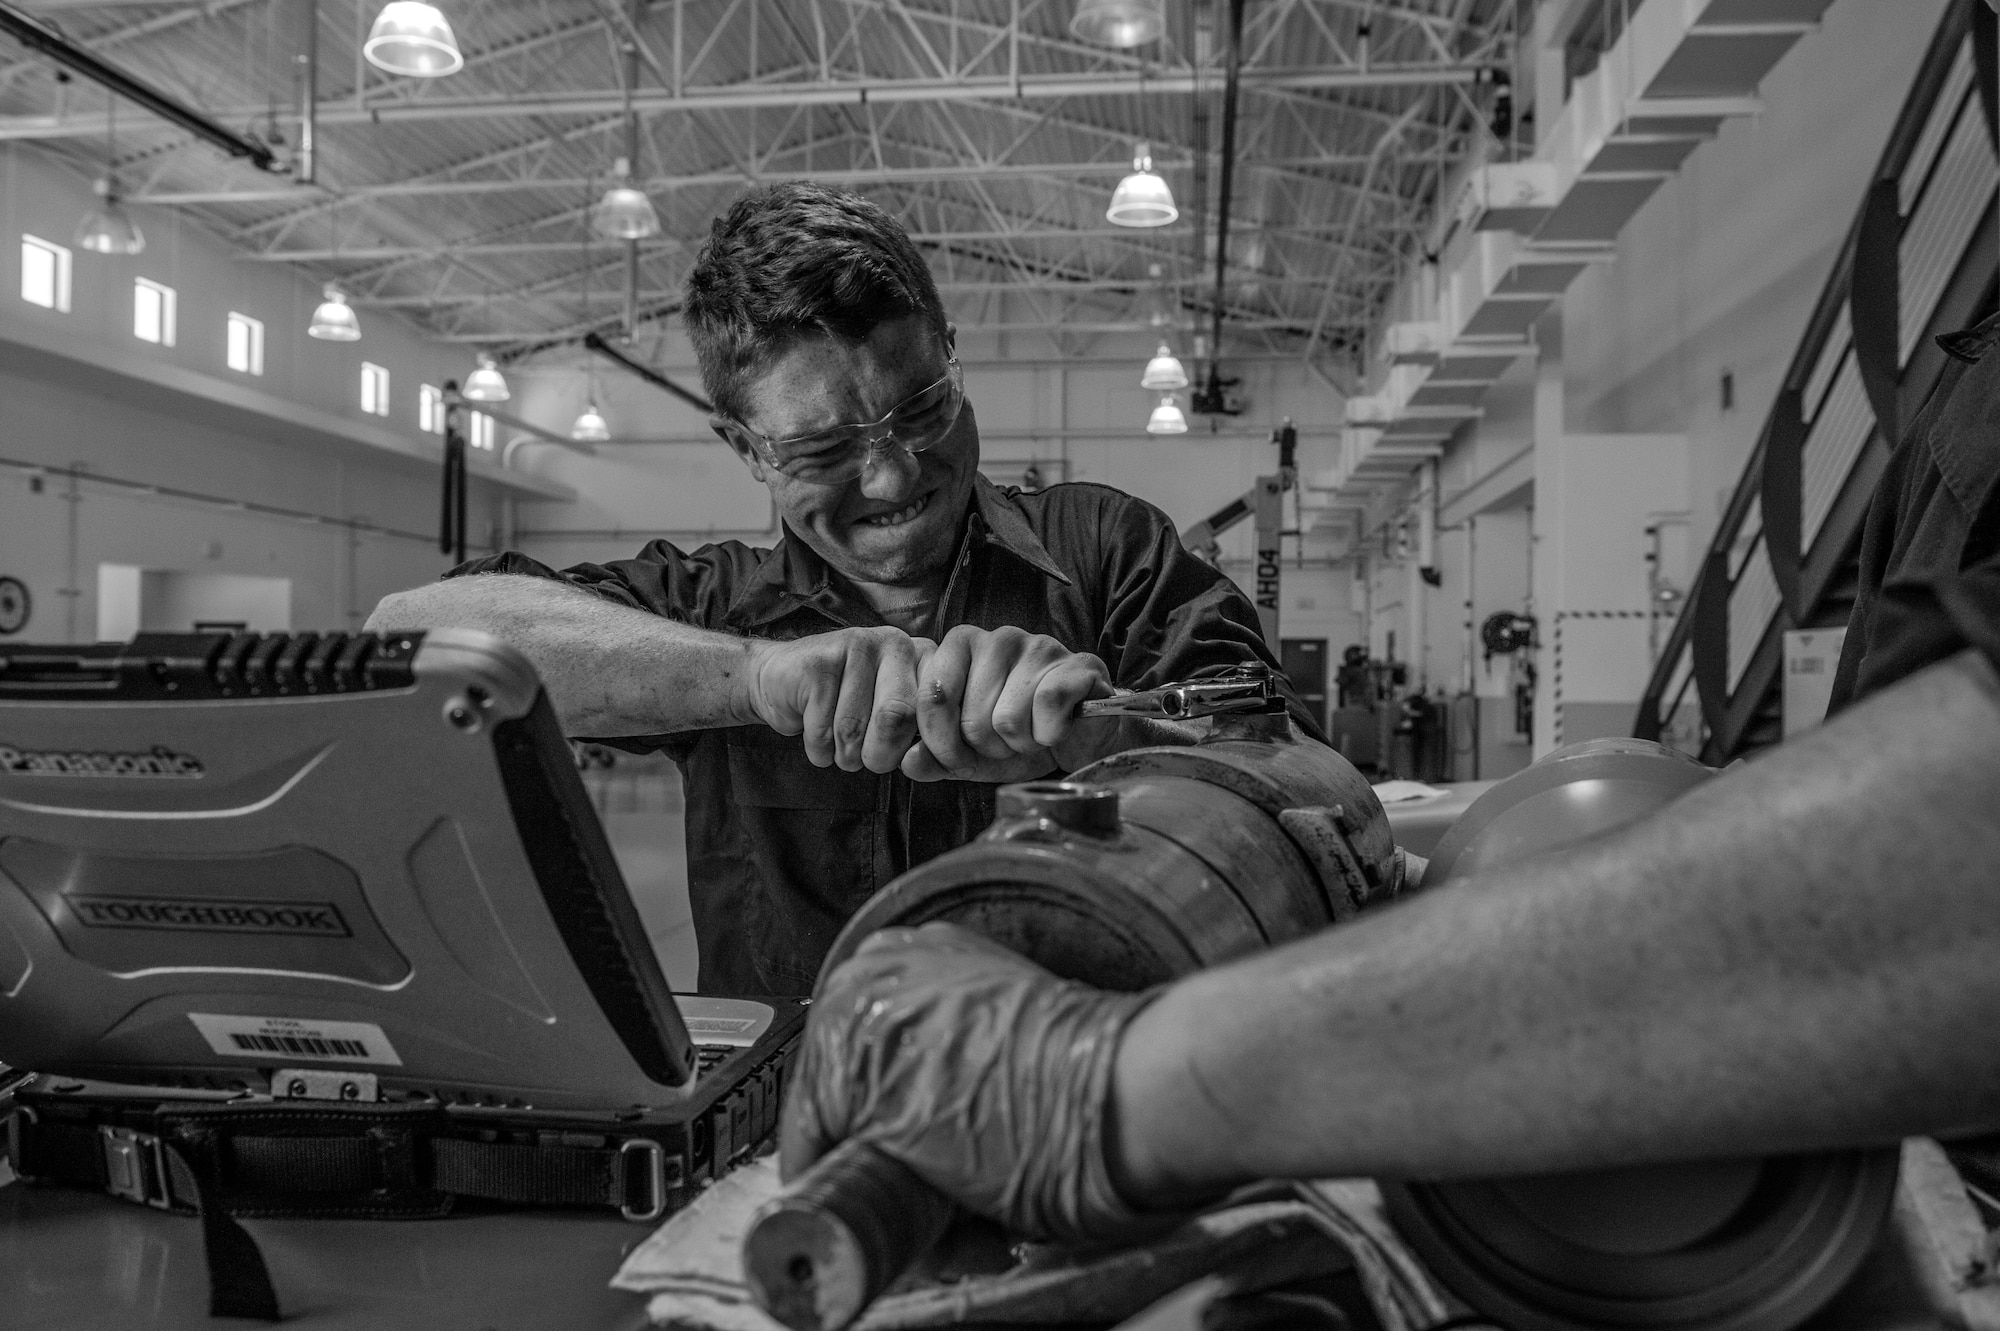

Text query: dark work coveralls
(1830, 308), (2000, 708)
(1822, 307), (2000, 1195)
(452, 476), (1316, 996)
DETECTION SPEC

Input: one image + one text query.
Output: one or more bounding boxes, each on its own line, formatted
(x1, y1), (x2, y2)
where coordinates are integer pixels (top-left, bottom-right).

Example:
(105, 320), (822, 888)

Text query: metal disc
(1390, 738), (1901, 1331)
(1381, 1150), (1899, 1331)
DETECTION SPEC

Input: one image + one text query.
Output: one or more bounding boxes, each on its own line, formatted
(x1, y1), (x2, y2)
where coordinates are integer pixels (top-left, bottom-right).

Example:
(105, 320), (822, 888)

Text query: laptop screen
(0, 629), (698, 1109)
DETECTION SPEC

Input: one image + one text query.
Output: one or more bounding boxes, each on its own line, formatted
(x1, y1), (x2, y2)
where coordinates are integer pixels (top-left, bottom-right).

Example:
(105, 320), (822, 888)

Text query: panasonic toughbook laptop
(0, 629), (804, 1239)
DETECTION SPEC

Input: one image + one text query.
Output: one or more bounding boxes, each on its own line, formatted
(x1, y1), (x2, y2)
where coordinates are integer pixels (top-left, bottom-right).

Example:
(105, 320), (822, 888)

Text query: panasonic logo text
(0, 744), (204, 779)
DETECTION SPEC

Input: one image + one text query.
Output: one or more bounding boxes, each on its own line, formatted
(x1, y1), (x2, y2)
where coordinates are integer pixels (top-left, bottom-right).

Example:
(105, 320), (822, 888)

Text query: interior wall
(505, 331), (1358, 640)
(1377, 0), (1947, 762)
(0, 144), (489, 434)
(0, 145), (516, 643)
(0, 365), (455, 642)
(1560, 0), (1948, 556)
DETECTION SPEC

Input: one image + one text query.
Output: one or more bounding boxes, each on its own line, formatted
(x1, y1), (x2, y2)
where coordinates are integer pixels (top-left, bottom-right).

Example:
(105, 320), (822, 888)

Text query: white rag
(611, 1156), (1467, 1330)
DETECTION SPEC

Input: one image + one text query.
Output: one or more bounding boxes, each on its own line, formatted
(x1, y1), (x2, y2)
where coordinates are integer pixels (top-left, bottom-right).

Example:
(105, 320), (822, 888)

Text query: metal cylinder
(753, 717), (1395, 1331)
(1381, 738), (1901, 1331)
(742, 1140), (955, 1331)
(816, 713), (1396, 990)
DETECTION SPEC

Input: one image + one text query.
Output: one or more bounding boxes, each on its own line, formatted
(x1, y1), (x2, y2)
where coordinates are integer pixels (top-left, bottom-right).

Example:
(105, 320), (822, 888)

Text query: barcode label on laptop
(188, 1013), (403, 1066)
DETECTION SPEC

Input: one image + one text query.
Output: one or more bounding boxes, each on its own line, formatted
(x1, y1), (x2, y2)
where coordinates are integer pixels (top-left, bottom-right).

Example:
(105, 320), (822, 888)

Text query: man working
(779, 311), (2000, 1239)
(369, 182), (1306, 995)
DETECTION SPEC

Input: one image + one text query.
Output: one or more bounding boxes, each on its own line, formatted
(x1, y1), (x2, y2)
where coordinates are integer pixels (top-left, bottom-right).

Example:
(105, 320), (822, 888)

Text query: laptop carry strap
(7, 1099), (699, 1321)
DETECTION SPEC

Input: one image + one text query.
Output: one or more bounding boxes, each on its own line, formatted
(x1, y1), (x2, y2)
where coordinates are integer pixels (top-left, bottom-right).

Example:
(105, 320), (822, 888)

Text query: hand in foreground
(901, 625), (1118, 782)
(779, 922), (1162, 1243)
(747, 627), (935, 773)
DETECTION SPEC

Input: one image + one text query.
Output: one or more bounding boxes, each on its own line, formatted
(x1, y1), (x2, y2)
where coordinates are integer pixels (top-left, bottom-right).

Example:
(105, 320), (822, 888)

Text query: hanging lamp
(591, 157), (660, 240)
(76, 96), (143, 255)
(1146, 394), (1189, 434)
(76, 178), (143, 255)
(1140, 343), (1188, 390)
(1107, 142), (1177, 227)
(364, 2), (464, 78)
(463, 354), (510, 402)
(571, 402), (611, 442)
(307, 286), (361, 341)
(1071, 0), (1165, 48)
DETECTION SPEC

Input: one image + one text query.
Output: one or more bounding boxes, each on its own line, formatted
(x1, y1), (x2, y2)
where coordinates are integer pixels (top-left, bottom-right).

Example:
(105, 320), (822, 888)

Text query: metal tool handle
(743, 1140), (956, 1331)
(1073, 663), (1282, 721)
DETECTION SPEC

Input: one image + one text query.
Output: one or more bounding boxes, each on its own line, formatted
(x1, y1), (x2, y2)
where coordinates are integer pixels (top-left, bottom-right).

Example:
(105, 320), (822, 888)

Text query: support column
(1530, 311), (1564, 758)
(1531, 311), (1691, 757)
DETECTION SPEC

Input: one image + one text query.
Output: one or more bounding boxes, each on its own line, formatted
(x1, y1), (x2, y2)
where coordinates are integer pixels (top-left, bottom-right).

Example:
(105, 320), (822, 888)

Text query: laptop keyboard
(694, 1045), (734, 1079)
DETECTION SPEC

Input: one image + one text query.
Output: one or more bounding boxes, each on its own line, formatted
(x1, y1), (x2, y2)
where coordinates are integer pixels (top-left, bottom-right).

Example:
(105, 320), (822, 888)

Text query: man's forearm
(367, 575), (760, 737)
(1112, 649), (2000, 1202)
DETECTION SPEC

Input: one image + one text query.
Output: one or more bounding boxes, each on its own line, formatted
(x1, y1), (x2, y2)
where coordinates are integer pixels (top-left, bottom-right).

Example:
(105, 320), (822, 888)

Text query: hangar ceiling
(0, 0), (1514, 369)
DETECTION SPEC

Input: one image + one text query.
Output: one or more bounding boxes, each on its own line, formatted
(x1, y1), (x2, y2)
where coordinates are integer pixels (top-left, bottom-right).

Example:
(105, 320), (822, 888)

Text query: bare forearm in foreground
(1114, 649), (2000, 1203)
(366, 574), (758, 737)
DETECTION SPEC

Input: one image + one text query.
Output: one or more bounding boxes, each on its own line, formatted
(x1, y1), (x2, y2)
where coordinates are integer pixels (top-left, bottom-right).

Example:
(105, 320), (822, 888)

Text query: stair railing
(1636, 0), (1997, 759)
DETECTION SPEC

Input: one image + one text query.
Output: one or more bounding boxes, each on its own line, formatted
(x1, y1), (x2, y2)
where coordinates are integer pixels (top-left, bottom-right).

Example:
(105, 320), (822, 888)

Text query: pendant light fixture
(307, 286), (361, 340)
(364, 2), (464, 78)
(571, 401), (611, 442)
(76, 95), (143, 255)
(76, 179), (143, 255)
(1071, 0), (1165, 48)
(572, 183), (613, 442)
(1146, 394), (1189, 434)
(591, 156), (660, 241)
(462, 354), (510, 402)
(1107, 142), (1177, 227)
(1140, 343), (1189, 390)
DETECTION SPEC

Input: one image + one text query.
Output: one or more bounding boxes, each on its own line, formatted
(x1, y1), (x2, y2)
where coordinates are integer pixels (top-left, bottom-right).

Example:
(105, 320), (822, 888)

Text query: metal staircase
(1635, 0), (1998, 761)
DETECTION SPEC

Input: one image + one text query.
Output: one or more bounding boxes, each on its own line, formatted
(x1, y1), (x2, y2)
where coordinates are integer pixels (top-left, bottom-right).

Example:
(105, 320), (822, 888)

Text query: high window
(20, 235), (71, 312)
(468, 411), (494, 450)
(419, 383), (445, 435)
(226, 312), (264, 375)
(133, 278), (176, 346)
(361, 362), (390, 416)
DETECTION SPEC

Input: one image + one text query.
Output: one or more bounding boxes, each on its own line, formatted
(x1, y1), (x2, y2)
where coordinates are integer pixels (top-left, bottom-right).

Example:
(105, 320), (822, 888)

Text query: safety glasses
(724, 360), (964, 486)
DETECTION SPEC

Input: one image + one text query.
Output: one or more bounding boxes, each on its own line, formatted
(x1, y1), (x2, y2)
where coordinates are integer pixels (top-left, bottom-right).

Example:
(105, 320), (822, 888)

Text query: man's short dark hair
(683, 182), (949, 422)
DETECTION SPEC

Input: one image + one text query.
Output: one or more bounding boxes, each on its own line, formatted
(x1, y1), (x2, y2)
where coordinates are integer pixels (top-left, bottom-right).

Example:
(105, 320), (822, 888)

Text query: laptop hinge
(272, 1069), (381, 1102)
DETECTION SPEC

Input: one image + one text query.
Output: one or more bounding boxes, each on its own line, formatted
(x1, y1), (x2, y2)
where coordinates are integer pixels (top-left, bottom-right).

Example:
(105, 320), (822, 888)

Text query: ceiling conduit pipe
(1201, 0), (1245, 403)
(0, 0), (277, 170)
(621, 0), (642, 342)
(293, 0), (316, 185)
(583, 331), (715, 413)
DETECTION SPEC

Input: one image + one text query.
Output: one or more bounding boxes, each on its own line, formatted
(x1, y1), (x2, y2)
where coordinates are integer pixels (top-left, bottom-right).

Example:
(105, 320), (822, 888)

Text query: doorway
(1279, 637), (1328, 734)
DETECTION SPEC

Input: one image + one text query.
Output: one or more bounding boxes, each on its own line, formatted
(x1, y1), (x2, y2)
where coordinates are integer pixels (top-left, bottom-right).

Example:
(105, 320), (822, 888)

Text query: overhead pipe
(621, 0), (642, 342)
(1189, 0), (1211, 354)
(0, 0), (277, 170)
(583, 331), (715, 414)
(1201, 0), (1245, 403)
(0, 65), (1499, 144)
(292, 0), (316, 185)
